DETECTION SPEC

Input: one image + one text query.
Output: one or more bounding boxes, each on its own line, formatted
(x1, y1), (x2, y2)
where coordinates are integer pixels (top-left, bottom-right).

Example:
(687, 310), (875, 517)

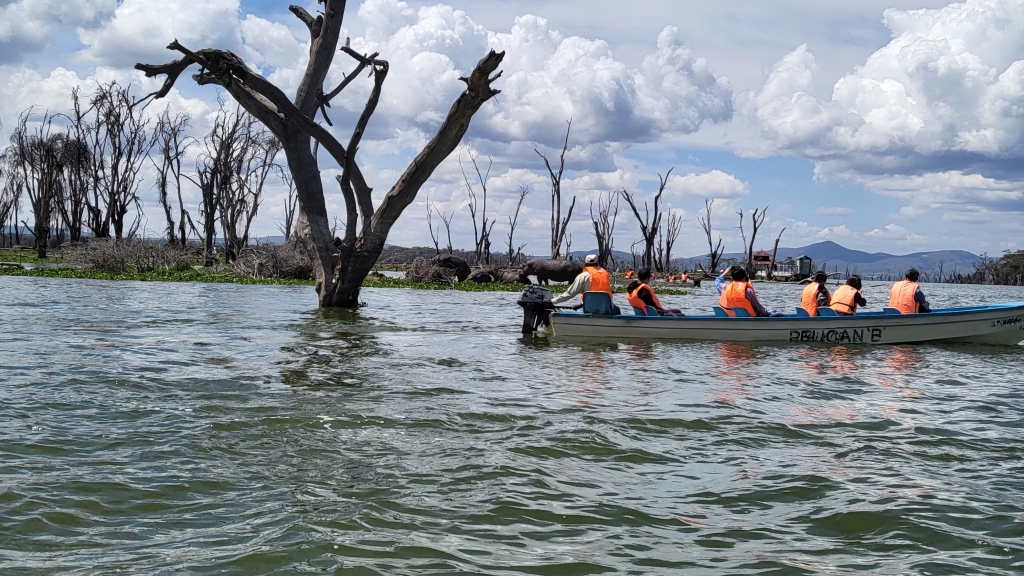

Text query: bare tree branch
(536, 119), (574, 259)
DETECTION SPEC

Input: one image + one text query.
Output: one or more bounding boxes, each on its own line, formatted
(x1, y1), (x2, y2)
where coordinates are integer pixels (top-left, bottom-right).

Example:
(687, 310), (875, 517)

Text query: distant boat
(548, 301), (1024, 346)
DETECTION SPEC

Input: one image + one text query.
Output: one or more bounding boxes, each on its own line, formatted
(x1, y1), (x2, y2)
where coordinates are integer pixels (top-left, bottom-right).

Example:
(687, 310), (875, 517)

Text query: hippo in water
(431, 254), (471, 282)
(468, 269), (497, 284)
(496, 269), (531, 284)
(468, 268), (531, 284)
(520, 258), (583, 285)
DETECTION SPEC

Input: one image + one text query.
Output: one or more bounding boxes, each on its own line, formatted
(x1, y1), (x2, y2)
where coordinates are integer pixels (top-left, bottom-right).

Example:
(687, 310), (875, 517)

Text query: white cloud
(77, 0), (243, 67)
(0, 0), (115, 63)
(666, 169), (750, 199)
(743, 0), (1024, 216)
(338, 0), (733, 147)
(481, 20), (732, 145)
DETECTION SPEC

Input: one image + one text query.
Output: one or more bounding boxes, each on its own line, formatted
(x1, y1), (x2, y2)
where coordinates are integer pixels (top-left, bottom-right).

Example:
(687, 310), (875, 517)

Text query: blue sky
(1, 0), (1021, 257)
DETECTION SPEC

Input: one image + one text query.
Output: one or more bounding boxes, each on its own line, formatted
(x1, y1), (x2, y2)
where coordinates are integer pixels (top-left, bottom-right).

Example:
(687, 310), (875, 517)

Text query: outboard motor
(517, 285), (554, 335)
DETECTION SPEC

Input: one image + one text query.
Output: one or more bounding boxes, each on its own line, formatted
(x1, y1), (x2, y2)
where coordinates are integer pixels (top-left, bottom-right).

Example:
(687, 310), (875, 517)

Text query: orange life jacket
(800, 282), (830, 316)
(624, 269), (635, 279)
(586, 265), (612, 295)
(668, 275), (675, 283)
(830, 285), (860, 315)
(627, 283), (663, 314)
(681, 273), (689, 283)
(719, 281), (756, 317)
(888, 280), (920, 314)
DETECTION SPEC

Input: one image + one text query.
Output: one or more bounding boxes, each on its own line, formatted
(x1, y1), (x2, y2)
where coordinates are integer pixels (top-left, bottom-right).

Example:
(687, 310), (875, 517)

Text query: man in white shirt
(552, 255), (618, 313)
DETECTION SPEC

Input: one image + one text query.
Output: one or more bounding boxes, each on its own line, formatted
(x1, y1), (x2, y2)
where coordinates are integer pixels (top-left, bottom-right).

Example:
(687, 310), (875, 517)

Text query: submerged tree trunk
(137, 0), (503, 307)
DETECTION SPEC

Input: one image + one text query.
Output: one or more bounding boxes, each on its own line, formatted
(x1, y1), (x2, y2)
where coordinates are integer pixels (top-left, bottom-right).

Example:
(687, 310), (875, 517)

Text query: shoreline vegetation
(0, 245), (691, 295)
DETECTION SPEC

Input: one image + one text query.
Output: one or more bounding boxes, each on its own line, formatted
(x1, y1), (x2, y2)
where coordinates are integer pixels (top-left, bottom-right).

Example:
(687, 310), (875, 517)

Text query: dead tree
(0, 144), (24, 248)
(5, 111), (65, 258)
(277, 169), (298, 241)
(590, 192), (618, 269)
(54, 135), (91, 245)
(620, 167), (673, 271)
(737, 205), (768, 272)
(426, 200), (441, 255)
(194, 161), (220, 266)
(57, 89), (93, 244)
(85, 81), (151, 239)
(433, 205), (454, 254)
(698, 198), (724, 274)
(218, 114), (282, 263)
(136, 1), (504, 307)
(657, 209), (682, 272)
(768, 226), (786, 280)
(505, 185), (528, 266)
(536, 119), (575, 259)
(461, 147), (495, 265)
(151, 108), (192, 245)
(629, 239), (643, 271)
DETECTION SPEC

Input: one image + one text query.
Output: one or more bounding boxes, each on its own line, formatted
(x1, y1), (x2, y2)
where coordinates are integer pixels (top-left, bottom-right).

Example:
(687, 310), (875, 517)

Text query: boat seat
(795, 307), (810, 317)
(712, 306), (751, 317)
(817, 307), (839, 317)
(632, 305), (660, 317)
(883, 307), (902, 314)
(582, 291), (614, 315)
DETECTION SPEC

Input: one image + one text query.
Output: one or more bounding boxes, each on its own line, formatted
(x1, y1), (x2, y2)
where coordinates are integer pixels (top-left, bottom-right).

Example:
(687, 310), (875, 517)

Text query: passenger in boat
(552, 254), (619, 312)
(627, 268), (684, 316)
(889, 268), (931, 314)
(715, 266), (734, 295)
(719, 267), (773, 317)
(800, 271), (831, 316)
(624, 269), (635, 279)
(680, 271), (689, 283)
(830, 275), (867, 315)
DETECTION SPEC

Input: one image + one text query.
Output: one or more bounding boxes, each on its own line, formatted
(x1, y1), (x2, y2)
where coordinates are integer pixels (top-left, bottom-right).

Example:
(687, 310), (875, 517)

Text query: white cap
(585, 254), (598, 264)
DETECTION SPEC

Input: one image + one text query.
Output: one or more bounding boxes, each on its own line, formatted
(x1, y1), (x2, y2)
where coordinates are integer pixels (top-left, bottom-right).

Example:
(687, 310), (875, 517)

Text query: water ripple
(1, 277), (1023, 574)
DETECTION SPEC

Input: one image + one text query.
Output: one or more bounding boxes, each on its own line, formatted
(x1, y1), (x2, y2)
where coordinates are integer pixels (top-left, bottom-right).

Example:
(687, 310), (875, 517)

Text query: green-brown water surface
(2, 276), (1023, 574)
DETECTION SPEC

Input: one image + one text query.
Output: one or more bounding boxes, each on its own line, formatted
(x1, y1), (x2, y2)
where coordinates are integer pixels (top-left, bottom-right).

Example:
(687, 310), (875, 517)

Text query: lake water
(1, 276), (1023, 574)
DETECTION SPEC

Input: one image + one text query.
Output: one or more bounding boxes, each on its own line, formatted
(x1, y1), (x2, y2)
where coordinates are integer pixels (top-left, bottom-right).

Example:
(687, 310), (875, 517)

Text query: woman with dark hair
(830, 275), (867, 315)
(719, 267), (774, 317)
(627, 268), (684, 316)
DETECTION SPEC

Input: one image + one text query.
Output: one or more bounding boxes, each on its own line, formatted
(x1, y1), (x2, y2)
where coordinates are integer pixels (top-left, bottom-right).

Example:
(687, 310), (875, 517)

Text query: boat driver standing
(551, 254), (618, 313)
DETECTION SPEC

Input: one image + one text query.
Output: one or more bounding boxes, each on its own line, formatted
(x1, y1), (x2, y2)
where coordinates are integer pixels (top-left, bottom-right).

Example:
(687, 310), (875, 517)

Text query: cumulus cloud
(0, 0), (115, 63)
(482, 19), (732, 145)
(77, 0), (244, 67)
(666, 169), (750, 199)
(743, 0), (1024, 216)
(338, 0), (732, 146)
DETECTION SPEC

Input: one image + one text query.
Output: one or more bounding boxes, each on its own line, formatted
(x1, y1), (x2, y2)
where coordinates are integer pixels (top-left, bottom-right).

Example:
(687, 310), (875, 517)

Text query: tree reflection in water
(278, 308), (391, 389)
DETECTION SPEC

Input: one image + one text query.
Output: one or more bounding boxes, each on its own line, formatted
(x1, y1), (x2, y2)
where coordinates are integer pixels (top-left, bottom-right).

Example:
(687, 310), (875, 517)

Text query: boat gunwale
(552, 301), (1024, 323)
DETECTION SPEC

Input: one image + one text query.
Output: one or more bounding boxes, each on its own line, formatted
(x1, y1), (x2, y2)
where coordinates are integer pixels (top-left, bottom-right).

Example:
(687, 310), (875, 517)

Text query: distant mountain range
(708, 241), (978, 276)
(572, 241), (979, 276)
